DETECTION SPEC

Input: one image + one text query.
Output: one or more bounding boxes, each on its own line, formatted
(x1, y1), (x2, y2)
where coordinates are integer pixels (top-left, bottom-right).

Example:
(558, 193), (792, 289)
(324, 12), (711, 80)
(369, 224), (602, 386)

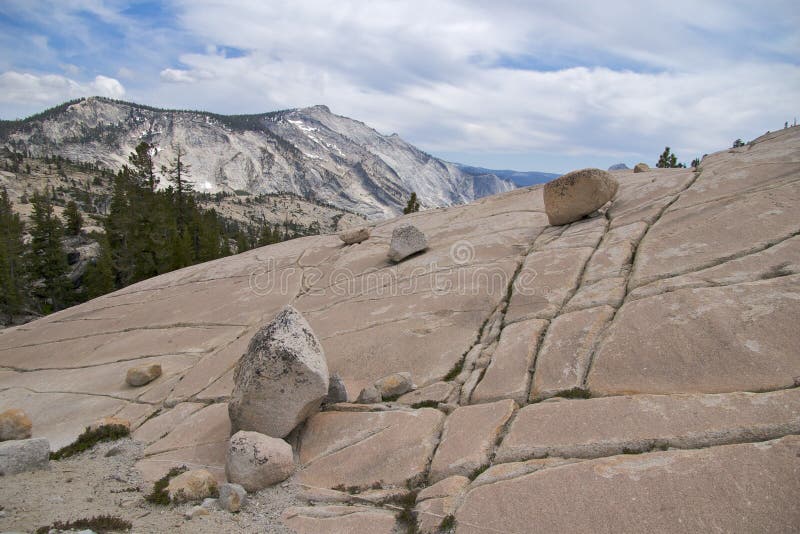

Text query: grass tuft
(144, 465), (188, 505)
(553, 387), (592, 400)
(35, 515), (131, 533)
(50, 424), (130, 460)
(439, 514), (456, 531)
(469, 464), (489, 480)
(442, 360), (463, 382)
(410, 400), (439, 409)
(395, 489), (419, 533)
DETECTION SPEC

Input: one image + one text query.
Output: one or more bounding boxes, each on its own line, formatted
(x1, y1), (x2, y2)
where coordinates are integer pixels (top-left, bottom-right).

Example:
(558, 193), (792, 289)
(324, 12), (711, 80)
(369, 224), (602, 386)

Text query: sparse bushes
(50, 423), (130, 460)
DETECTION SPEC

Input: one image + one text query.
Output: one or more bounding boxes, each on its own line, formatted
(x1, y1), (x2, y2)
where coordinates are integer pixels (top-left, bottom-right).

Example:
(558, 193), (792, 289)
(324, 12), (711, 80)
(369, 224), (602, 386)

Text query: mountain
(454, 163), (560, 187)
(0, 97), (514, 219)
(608, 163), (629, 170)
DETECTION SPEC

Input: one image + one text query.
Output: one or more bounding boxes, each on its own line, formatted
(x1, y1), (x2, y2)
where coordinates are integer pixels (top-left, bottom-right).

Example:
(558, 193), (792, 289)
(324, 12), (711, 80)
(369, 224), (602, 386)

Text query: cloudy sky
(0, 1), (798, 172)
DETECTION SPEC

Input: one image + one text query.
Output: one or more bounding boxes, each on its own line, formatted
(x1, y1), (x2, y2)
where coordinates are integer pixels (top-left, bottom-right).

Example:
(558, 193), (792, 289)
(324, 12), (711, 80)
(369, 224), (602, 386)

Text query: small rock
(225, 431), (295, 492)
(104, 444), (124, 457)
(0, 408), (32, 441)
(218, 482), (247, 512)
(0, 437), (50, 475)
(201, 497), (219, 510)
(167, 469), (218, 503)
(88, 416), (131, 433)
(228, 305), (329, 438)
(388, 224), (428, 262)
(324, 373), (348, 404)
(374, 372), (413, 399)
(356, 385), (382, 404)
(543, 168), (619, 226)
(185, 505), (210, 519)
(125, 363), (162, 386)
(634, 162), (650, 173)
(339, 226), (370, 245)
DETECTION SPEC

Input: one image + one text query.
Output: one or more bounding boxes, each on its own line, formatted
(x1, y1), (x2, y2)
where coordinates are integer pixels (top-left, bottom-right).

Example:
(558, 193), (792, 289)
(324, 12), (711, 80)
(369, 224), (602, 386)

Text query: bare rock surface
(459, 436), (800, 533)
(1, 127), (799, 532)
(282, 505), (397, 534)
(228, 305), (329, 438)
(297, 408), (444, 489)
(429, 399), (516, 482)
(543, 168), (618, 225)
(497, 389), (800, 462)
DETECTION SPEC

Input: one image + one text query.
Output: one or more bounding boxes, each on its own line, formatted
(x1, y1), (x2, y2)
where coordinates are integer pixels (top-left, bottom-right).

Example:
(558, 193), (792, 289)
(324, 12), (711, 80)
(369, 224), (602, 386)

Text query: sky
(0, 1), (798, 173)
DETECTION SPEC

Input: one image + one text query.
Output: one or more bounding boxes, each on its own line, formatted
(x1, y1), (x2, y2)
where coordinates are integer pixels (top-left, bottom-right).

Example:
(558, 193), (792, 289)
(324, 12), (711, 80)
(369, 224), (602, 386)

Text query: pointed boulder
(228, 305), (329, 438)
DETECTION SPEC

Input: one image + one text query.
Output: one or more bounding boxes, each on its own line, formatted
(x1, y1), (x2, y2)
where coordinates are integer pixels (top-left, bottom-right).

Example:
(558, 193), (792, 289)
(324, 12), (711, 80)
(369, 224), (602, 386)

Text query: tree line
(0, 142), (316, 323)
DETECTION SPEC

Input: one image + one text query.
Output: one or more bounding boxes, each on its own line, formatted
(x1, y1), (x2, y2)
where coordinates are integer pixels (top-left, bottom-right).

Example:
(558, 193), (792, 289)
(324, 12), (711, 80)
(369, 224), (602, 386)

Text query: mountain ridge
(1, 97), (516, 219)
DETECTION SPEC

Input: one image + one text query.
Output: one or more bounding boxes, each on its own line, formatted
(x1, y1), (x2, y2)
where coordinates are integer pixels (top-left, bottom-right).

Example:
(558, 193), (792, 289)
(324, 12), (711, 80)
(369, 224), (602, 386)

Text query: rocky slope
(1, 97), (514, 219)
(0, 127), (798, 532)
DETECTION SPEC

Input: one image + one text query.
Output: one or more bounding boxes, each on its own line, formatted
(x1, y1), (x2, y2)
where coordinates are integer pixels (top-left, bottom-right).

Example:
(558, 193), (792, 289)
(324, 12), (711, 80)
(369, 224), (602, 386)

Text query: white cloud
(2, 0), (798, 169)
(0, 71), (125, 117)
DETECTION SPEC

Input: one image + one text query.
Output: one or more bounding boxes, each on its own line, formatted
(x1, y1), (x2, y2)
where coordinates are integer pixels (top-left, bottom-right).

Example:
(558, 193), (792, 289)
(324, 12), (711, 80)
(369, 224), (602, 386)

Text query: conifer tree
(64, 200), (83, 236)
(403, 192), (420, 214)
(26, 191), (72, 312)
(83, 235), (115, 299)
(0, 188), (26, 318)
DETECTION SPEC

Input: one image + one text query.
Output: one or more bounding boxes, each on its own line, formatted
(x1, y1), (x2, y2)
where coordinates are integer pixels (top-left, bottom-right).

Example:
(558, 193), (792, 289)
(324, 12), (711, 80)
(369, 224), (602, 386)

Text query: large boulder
(228, 305), (329, 438)
(388, 224), (428, 262)
(0, 438), (50, 475)
(225, 430), (295, 491)
(634, 162), (650, 173)
(125, 363), (162, 386)
(543, 168), (619, 226)
(0, 408), (32, 441)
(339, 226), (370, 245)
(167, 469), (218, 503)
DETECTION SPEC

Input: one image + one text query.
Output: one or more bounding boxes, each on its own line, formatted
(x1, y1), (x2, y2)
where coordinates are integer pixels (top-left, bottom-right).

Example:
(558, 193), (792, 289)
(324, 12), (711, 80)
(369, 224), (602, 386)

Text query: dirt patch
(0, 438), (302, 533)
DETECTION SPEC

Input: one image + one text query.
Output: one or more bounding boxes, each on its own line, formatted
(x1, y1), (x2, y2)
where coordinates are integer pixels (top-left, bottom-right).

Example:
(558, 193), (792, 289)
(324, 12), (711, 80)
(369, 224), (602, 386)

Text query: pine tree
(732, 139), (745, 148)
(403, 192), (420, 214)
(26, 191), (72, 312)
(162, 145), (193, 234)
(0, 188), (26, 319)
(83, 235), (115, 299)
(656, 147), (679, 168)
(127, 141), (157, 190)
(64, 200), (83, 236)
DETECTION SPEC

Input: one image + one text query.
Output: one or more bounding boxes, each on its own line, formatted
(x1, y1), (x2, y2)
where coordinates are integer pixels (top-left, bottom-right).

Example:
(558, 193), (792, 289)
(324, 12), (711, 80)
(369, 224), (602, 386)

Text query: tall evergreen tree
(0, 188), (26, 319)
(162, 145), (193, 234)
(83, 235), (115, 299)
(656, 147), (680, 168)
(127, 141), (157, 190)
(26, 191), (72, 312)
(64, 200), (83, 236)
(403, 192), (420, 214)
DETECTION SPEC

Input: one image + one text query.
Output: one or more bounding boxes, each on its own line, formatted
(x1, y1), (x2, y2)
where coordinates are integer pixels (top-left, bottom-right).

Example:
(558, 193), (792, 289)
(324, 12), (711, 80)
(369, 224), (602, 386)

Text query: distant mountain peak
(2, 98), (514, 219)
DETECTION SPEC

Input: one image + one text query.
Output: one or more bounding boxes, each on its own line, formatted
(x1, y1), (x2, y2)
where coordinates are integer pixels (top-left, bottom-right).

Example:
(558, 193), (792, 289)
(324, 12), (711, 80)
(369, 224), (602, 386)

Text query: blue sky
(1, 1), (798, 173)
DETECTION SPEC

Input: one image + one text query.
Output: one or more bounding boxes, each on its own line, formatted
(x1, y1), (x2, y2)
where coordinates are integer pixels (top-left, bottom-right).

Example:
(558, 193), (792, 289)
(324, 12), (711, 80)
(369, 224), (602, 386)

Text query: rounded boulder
(543, 168), (619, 226)
(225, 431), (295, 492)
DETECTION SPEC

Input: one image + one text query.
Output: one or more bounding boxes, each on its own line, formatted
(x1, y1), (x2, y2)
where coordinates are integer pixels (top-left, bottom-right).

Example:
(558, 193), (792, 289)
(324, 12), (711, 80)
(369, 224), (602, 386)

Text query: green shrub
(35, 514), (132, 533)
(144, 465), (188, 505)
(50, 424), (130, 460)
